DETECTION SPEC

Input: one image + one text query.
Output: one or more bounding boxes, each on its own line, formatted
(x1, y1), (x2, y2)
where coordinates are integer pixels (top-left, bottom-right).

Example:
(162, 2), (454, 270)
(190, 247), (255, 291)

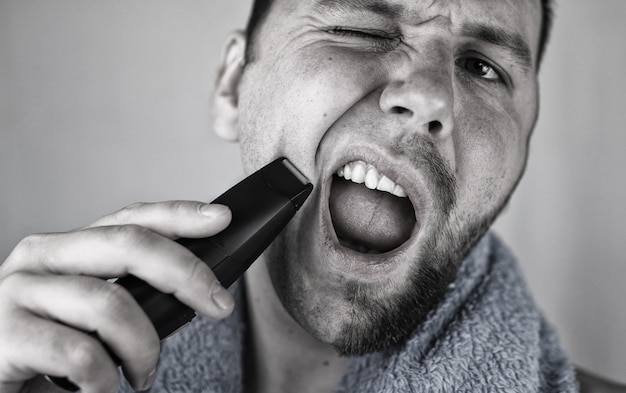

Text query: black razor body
(119, 157), (312, 340)
(49, 158), (312, 390)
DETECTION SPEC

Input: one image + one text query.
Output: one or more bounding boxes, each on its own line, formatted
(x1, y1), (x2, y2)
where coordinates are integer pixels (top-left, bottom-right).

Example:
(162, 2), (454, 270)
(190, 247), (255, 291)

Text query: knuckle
(120, 202), (148, 218)
(89, 284), (161, 368)
(108, 224), (156, 248)
(66, 339), (103, 372)
(87, 281), (160, 352)
(184, 256), (208, 283)
(0, 271), (32, 294)
(6, 234), (46, 264)
(177, 255), (216, 298)
(93, 281), (134, 315)
(17, 233), (46, 250)
(138, 338), (161, 365)
(65, 339), (122, 390)
(118, 202), (141, 218)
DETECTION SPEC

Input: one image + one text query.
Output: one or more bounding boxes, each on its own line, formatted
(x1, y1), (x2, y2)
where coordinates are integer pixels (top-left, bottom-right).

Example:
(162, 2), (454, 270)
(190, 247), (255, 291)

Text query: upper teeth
(336, 160), (407, 198)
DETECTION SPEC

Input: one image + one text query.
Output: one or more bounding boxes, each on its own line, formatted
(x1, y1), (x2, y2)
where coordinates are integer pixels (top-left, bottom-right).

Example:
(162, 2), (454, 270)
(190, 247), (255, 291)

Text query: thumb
(84, 201), (232, 239)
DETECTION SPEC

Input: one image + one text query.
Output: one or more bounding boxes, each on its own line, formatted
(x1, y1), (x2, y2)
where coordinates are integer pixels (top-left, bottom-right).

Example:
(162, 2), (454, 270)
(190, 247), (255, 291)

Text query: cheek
(453, 97), (528, 207)
(237, 47), (384, 172)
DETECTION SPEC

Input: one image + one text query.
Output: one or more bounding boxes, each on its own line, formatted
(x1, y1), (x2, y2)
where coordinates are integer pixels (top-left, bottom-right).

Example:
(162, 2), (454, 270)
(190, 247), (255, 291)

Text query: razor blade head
(263, 158), (313, 210)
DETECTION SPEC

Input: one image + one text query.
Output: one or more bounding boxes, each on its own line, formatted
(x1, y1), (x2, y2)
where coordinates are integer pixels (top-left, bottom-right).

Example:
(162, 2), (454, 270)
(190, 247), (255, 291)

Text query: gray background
(1, 0), (625, 383)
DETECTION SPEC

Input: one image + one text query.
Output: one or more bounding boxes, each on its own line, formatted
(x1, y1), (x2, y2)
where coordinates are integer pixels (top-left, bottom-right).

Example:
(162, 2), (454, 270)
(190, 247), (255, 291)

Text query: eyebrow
(313, 0), (405, 20)
(460, 23), (534, 71)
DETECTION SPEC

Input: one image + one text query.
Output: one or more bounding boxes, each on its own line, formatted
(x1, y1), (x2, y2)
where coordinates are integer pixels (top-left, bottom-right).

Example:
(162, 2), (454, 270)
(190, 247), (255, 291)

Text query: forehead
(269, 0), (542, 62)
(451, 0), (542, 50)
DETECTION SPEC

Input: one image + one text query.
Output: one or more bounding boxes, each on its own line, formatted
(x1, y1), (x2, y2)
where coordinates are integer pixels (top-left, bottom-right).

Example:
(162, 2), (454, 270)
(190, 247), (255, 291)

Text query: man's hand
(0, 201), (233, 393)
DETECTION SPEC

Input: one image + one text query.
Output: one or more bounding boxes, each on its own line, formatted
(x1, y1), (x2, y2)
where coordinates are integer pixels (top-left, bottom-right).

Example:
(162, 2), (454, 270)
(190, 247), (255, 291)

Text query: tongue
(329, 177), (416, 253)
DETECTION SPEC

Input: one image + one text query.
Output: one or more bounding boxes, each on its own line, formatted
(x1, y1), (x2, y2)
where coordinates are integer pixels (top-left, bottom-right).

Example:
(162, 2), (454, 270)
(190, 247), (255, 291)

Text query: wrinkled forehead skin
(258, 0), (543, 72)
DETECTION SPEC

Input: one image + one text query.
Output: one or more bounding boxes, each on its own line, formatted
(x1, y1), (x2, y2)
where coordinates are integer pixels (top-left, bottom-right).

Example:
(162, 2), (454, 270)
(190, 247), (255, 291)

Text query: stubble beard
(267, 207), (498, 358)
(262, 137), (514, 357)
(333, 212), (496, 356)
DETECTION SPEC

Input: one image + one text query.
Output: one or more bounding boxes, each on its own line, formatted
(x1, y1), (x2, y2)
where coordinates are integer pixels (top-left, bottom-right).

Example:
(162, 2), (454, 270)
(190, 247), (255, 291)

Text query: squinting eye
(457, 57), (501, 81)
(329, 27), (383, 40)
(327, 27), (400, 52)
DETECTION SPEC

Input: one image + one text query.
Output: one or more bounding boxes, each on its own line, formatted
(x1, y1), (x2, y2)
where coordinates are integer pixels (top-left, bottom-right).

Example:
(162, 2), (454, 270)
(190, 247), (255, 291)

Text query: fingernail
(212, 284), (235, 310)
(198, 203), (230, 218)
(139, 367), (158, 391)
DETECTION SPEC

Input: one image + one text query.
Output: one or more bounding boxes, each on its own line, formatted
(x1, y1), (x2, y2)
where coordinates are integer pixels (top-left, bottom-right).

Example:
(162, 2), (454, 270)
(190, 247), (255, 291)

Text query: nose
(379, 67), (454, 138)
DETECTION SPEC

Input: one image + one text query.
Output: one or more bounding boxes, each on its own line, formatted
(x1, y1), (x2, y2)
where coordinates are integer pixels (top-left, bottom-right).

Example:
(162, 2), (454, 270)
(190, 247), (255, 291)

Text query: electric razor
(47, 157), (313, 391)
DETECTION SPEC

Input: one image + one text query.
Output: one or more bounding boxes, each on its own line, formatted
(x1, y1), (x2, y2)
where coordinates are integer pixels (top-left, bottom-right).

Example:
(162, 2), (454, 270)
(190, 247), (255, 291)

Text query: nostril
(391, 106), (410, 115)
(428, 120), (443, 134)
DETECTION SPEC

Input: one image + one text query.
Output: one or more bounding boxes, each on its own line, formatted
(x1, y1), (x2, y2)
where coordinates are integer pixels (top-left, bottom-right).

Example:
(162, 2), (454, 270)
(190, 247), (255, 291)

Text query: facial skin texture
(216, 0), (542, 356)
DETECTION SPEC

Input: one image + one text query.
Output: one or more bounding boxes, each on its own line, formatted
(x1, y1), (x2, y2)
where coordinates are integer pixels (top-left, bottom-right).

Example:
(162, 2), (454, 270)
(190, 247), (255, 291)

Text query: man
(0, 0), (578, 392)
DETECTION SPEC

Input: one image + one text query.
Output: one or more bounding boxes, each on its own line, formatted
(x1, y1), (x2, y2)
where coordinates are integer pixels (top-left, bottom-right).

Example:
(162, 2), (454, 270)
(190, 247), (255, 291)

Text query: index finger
(3, 225), (234, 318)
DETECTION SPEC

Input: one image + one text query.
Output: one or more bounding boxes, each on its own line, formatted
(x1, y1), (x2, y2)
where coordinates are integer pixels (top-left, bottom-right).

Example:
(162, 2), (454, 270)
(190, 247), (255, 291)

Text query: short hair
(244, 0), (272, 63)
(244, 0), (554, 68)
(537, 0), (554, 67)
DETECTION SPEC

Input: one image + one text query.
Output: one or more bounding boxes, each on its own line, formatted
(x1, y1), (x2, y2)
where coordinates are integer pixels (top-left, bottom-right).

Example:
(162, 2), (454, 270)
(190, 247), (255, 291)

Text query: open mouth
(329, 160), (418, 254)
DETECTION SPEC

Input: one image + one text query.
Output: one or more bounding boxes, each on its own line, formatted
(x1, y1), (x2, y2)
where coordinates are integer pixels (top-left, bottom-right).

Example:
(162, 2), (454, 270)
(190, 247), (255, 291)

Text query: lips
(326, 158), (420, 255)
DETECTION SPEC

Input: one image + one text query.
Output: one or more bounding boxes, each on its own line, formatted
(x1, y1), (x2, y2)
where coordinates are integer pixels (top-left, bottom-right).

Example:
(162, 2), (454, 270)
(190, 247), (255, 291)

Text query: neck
(243, 258), (350, 393)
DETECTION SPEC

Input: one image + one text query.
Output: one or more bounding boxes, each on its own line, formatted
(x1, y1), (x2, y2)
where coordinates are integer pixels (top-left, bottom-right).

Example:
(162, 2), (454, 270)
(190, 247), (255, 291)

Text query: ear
(212, 30), (246, 142)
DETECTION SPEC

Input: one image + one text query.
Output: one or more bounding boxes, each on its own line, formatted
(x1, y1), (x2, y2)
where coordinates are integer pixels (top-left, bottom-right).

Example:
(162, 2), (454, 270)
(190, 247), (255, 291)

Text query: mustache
(391, 132), (456, 215)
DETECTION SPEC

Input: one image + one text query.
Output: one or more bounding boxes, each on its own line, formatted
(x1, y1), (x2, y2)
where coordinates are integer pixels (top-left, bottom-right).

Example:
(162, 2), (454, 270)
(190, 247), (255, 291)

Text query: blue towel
(121, 232), (578, 392)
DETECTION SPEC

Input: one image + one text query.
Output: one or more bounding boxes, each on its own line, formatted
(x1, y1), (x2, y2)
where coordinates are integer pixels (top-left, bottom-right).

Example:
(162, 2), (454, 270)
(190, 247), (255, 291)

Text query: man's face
(230, 0), (541, 355)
